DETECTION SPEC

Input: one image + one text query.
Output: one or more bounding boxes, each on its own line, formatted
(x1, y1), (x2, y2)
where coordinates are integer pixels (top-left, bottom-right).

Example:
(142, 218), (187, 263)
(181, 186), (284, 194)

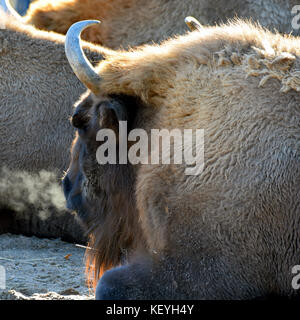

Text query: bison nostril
(62, 175), (72, 198)
(63, 175), (80, 211)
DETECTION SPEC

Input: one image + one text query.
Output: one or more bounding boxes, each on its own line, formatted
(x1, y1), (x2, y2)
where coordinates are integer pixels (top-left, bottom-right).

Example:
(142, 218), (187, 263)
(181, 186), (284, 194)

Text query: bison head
(62, 23), (148, 287)
(62, 89), (145, 287)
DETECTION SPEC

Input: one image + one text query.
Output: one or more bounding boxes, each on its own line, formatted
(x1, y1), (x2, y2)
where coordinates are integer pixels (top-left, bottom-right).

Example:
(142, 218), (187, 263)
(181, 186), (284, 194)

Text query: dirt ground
(0, 233), (94, 300)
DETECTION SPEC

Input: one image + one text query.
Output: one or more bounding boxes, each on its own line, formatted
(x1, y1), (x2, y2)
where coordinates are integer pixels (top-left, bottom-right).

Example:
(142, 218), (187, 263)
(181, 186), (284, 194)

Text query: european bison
(23, 0), (300, 48)
(0, 10), (107, 242)
(63, 20), (300, 299)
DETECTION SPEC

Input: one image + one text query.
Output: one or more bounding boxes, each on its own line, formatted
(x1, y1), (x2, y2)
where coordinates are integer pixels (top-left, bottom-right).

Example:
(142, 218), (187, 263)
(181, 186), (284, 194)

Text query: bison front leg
(95, 255), (265, 300)
(96, 257), (188, 300)
(95, 263), (157, 300)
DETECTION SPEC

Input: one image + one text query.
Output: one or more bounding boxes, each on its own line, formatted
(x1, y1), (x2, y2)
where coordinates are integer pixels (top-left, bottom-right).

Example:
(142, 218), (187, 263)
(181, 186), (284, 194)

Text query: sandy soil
(0, 234), (94, 300)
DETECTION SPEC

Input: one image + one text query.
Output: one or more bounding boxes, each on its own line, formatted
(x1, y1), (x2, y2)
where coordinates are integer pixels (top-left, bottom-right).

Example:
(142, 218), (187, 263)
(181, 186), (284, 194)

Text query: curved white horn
(185, 16), (203, 31)
(65, 20), (102, 93)
(0, 0), (22, 21)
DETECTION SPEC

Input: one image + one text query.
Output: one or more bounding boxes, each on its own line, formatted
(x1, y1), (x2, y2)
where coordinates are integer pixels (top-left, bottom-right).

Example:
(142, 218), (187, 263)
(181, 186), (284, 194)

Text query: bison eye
(71, 111), (89, 129)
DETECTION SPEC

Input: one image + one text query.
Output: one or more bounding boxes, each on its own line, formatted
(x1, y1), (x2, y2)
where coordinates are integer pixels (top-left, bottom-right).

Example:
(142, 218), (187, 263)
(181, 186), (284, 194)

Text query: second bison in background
(24, 0), (300, 48)
(0, 11), (106, 242)
(62, 20), (300, 299)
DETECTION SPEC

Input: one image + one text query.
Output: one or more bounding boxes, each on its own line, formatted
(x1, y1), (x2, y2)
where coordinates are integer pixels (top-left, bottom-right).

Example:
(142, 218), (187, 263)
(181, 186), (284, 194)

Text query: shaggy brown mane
(67, 133), (145, 288)
(84, 179), (145, 289)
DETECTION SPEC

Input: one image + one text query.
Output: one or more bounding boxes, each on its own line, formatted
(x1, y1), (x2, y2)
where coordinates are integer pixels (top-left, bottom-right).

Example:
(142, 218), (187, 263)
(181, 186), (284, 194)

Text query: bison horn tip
(0, 0), (23, 21)
(185, 16), (203, 32)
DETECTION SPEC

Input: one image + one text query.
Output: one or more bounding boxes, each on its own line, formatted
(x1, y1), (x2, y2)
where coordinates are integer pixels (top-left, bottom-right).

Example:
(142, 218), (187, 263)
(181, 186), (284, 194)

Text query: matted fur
(65, 21), (300, 298)
(0, 11), (107, 172)
(24, 0), (300, 49)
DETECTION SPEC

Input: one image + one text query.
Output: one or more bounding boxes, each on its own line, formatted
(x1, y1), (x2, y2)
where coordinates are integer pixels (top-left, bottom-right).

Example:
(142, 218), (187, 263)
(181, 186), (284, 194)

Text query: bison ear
(71, 94), (94, 129)
(98, 99), (128, 133)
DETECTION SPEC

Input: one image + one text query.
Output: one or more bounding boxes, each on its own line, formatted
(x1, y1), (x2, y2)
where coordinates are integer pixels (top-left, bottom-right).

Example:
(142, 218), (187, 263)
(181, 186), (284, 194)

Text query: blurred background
(10, 0), (30, 15)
